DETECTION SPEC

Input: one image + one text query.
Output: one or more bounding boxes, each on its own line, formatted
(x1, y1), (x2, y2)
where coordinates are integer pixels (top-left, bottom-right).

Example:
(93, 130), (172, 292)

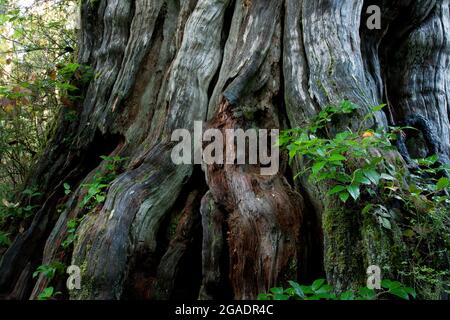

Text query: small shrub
(259, 279), (416, 301)
(61, 218), (80, 249)
(33, 261), (65, 280)
(279, 101), (397, 203)
(37, 287), (61, 300)
(0, 231), (11, 248)
(79, 155), (127, 210)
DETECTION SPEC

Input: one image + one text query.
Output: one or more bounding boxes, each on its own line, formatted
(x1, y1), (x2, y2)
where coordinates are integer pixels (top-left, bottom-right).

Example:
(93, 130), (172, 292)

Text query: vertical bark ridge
(385, 0), (450, 160)
(202, 1), (304, 299)
(68, 0), (231, 299)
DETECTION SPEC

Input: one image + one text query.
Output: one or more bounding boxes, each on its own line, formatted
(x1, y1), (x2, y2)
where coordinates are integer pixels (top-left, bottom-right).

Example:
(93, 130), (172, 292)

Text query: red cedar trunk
(0, 0), (448, 300)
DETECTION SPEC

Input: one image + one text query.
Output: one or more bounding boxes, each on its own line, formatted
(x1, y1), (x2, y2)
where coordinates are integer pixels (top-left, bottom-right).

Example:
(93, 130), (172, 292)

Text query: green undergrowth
(278, 101), (450, 299)
(259, 278), (416, 300)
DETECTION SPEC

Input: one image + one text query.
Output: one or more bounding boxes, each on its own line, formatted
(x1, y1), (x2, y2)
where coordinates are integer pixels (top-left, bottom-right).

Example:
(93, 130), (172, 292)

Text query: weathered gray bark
(0, 0), (448, 300)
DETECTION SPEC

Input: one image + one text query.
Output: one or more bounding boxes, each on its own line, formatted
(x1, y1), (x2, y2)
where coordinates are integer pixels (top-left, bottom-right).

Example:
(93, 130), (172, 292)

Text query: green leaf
(363, 169), (381, 185)
(38, 287), (54, 300)
(390, 287), (409, 300)
(354, 173), (371, 185)
(62, 63), (80, 73)
(315, 284), (333, 294)
(314, 292), (335, 300)
(340, 100), (358, 113)
(340, 291), (355, 300)
(270, 287), (284, 295)
(404, 287), (417, 299)
(257, 293), (271, 300)
(289, 147), (298, 159)
(358, 287), (376, 300)
(347, 185), (360, 201)
(436, 177), (450, 191)
(316, 149), (326, 157)
(381, 279), (400, 290)
(299, 285), (314, 295)
(95, 194), (106, 203)
(389, 281), (402, 290)
(372, 104), (386, 112)
(417, 155), (439, 166)
(335, 173), (352, 183)
(61, 233), (76, 248)
(328, 154), (346, 162)
(288, 280), (305, 299)
(339, 192), (350, 203)
(0, 232), (11, 247)
(284, 288), (295, 296)
(402, 229), (415, 238)
(312, 161), (327, 175)
(328, 185), (346, 196)
(362, 204), (373, 215)
(381, 279), (392, 289)
(379, 217), (392, 230)
(311, 279), (326, 291)
(33, 265), (55, 279)
(273, 294), (290, 300)
(67, 219), (78, 229)
(37, 287), (60, 300)
(51, 261), (66, 274)
(380, 173), (395, 181)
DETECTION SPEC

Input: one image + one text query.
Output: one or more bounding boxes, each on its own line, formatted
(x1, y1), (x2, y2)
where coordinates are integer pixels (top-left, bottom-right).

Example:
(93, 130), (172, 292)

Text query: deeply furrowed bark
(0, 0), (448, 300)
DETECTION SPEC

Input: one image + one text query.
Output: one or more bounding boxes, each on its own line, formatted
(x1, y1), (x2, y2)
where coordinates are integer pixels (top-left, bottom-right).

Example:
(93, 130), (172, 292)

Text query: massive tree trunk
(0, 0), (449, 300)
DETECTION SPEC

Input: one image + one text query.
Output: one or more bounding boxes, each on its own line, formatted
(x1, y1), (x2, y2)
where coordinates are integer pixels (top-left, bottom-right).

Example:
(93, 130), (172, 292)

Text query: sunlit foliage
(0, 0), (77, 197)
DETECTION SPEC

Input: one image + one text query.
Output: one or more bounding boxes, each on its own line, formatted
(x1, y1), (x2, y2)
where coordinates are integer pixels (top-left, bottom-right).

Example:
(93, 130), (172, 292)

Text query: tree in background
(0, 0), (77, 251)
(0, 0), (77, 191)
(0, 0), (77, 258)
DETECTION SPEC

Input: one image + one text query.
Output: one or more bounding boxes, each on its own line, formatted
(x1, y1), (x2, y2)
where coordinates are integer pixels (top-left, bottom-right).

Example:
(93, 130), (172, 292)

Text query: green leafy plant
(399, 265), (450, 298)
(61, 218), (80, 249)
(63, 156), (127, 249)
(79, 155), (127, 210)
(279, 101), (397, 203)
(33, 261), (65, 280)
(0, 0), (78, 198)
(0, 231), (11, 248)
(278, 103), (450, 299)
(63, 183), (71, 195)
(0, 187), (41, 220)
(259, 278), (416, 301)
(33, 260), (65, 300)
(32, 261), (64, 300)
(79, 178), (109, 209)
(37, 287), (61, 300)
(100, 155), (128, 173)
(392, 155), (450, 297)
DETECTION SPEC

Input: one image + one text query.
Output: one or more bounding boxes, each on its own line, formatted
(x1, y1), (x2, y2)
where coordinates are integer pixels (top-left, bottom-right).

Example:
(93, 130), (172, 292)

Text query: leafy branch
(259, 278), (416, 301)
